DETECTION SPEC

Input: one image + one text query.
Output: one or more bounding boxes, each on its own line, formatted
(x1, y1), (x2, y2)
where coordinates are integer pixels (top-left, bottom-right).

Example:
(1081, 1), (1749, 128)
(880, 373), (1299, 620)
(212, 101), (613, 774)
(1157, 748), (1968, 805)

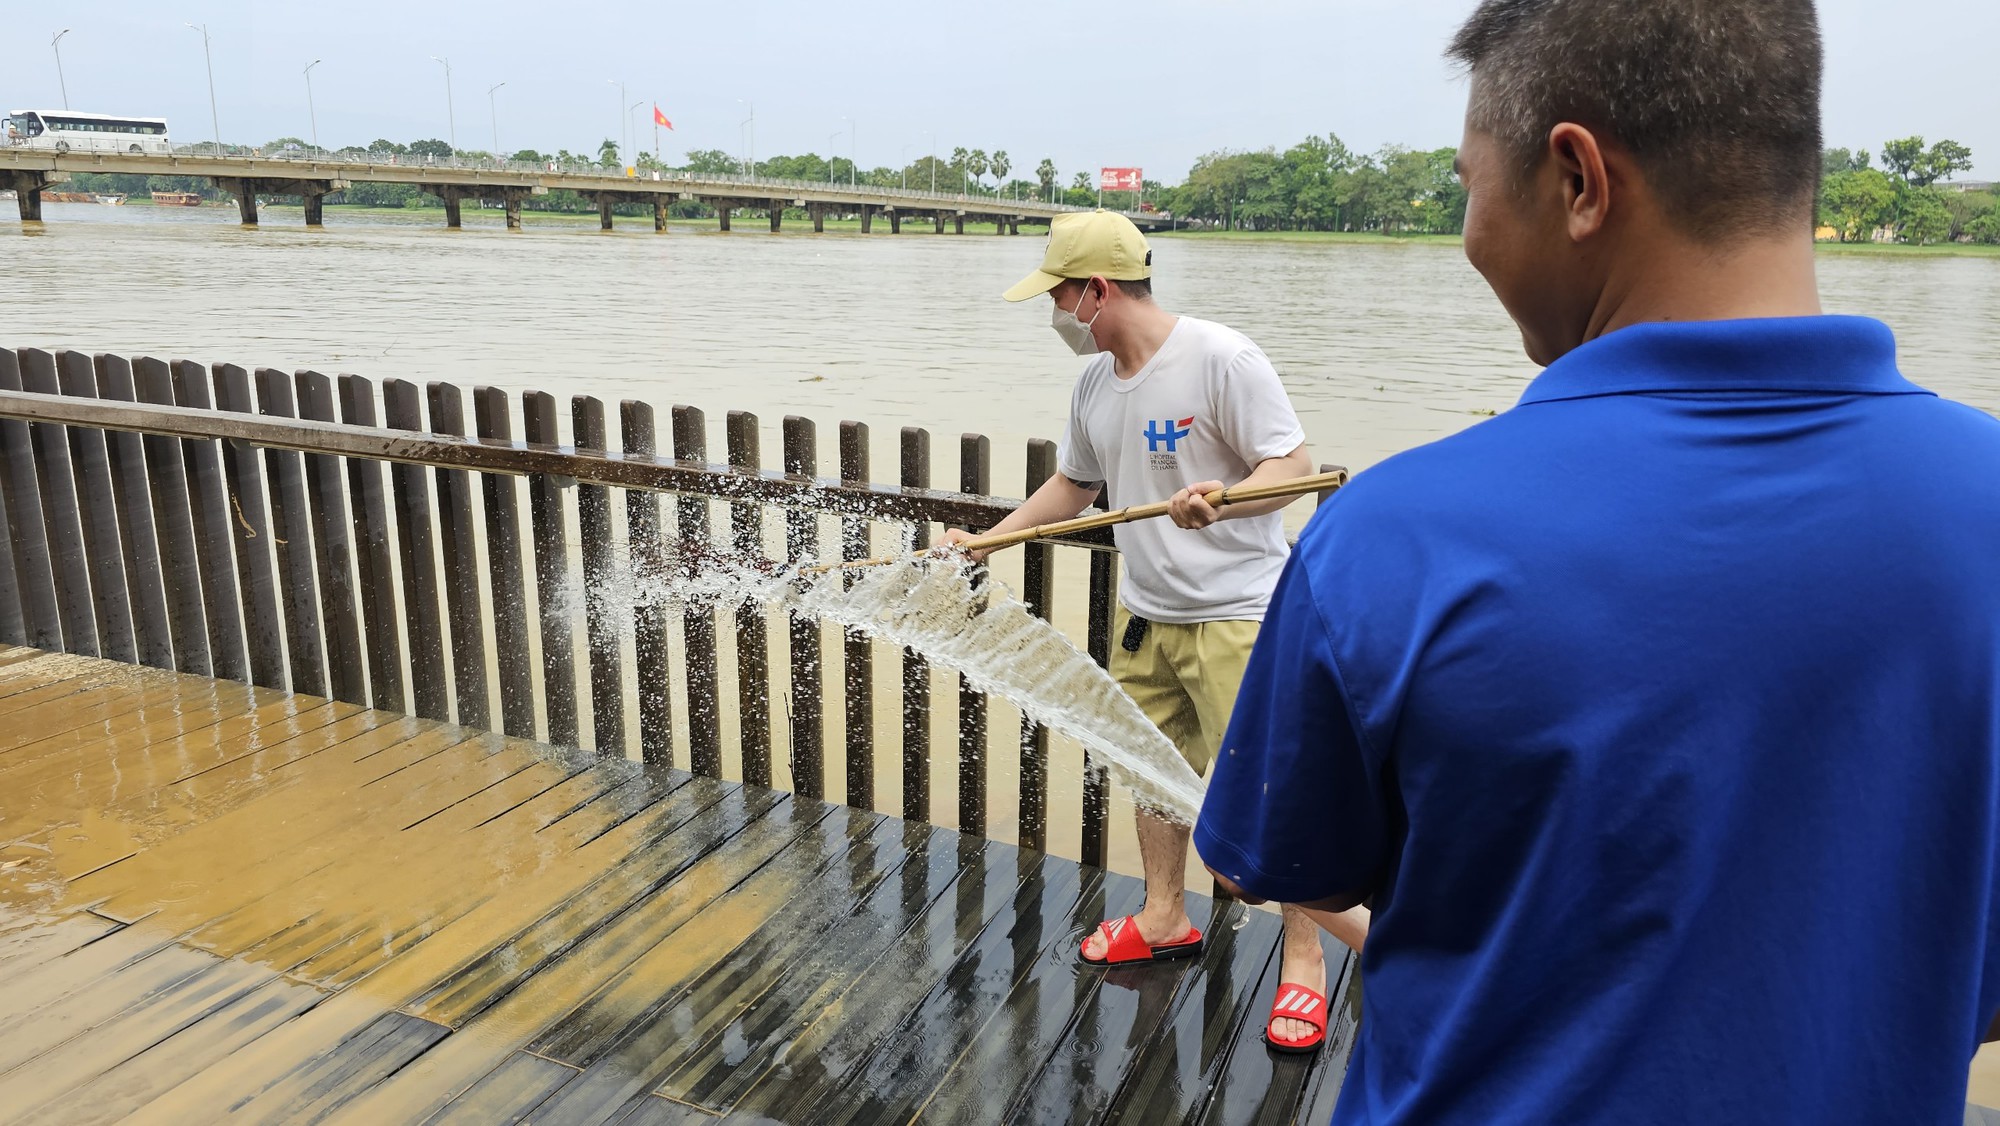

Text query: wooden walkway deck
(0, 647), (1358, 1125)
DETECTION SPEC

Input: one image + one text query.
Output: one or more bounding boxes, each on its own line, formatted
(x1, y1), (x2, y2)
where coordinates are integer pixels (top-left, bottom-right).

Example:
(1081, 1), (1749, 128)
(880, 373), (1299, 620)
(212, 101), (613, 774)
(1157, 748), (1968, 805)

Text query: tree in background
(968, 149), (990, 193)
(1899, 187), (1953, 245)
(407, 138), (453, 159)
(991, 151), (1012, 195)
(1822, 147), (1872, 176)
(681, 148), (741, 175)
(596, 139), (620, 169)
(1880, 137), (1974, 189)
(1818, 168), (1898, 241)
(1037, 157), (1057, 201)
(511, 149), (546, 164)
(367, 139), (407, 156)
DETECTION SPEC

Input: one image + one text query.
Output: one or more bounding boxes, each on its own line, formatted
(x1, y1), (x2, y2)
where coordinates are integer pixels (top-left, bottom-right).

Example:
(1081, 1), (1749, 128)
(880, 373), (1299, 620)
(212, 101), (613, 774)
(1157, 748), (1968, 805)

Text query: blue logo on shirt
(1145, 416), (1195, 453)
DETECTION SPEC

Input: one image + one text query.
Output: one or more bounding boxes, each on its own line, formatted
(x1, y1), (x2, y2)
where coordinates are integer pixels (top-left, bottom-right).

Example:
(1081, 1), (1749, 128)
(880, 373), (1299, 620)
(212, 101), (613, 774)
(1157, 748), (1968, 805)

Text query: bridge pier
(811, 205), (827, 233)
(597, 194), (614, 231)
(955, 213), (965, 235)
(889, 209), (902, 234)
(860, 205), (875, 235)
(506, 191), (526, 230)
(717, 204), (731, 232)
(769, 208), (782, 233)
(934, 211), (946, 234)
(654, 198), (668, 232)
(213, 178), (260, 225)
(1, 170), (63, 222)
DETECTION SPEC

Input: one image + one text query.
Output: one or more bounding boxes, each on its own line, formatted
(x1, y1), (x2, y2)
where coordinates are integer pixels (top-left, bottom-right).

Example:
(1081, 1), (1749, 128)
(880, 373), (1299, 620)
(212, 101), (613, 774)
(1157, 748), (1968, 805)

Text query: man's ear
(1548, 122), (1612, 243)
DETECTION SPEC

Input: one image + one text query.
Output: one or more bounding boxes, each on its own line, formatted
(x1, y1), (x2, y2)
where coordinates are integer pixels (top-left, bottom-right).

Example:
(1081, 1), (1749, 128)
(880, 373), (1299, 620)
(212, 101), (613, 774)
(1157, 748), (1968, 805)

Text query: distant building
(1945, 179), (1995, 193)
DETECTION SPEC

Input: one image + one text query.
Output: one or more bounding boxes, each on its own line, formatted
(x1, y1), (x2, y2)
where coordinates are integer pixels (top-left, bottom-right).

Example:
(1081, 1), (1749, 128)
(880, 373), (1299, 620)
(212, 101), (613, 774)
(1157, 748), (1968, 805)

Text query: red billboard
(1099, 167), (1143, 191)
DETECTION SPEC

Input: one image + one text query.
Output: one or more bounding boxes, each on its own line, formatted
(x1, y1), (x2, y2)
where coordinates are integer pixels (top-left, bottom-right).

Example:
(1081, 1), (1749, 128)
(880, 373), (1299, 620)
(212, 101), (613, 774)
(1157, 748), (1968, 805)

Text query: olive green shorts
(1109, 608), (1261, 777)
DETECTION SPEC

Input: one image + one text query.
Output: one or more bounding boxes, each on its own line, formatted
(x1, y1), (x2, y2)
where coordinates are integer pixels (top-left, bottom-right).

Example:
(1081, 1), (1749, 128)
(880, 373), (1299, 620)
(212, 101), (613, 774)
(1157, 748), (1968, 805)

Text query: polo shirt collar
(1518, 316), (1926, 407)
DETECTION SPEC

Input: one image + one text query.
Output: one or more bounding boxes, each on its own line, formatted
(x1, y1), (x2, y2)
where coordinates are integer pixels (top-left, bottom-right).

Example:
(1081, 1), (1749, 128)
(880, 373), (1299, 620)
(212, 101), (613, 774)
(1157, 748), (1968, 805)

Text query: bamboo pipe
(799, 469), (1348, 576)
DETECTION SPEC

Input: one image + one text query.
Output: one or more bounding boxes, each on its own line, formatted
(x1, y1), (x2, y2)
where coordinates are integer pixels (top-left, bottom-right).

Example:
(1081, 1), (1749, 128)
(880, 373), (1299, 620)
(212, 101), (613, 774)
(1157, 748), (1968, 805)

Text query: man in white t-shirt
(946, 210), (1368, 1054)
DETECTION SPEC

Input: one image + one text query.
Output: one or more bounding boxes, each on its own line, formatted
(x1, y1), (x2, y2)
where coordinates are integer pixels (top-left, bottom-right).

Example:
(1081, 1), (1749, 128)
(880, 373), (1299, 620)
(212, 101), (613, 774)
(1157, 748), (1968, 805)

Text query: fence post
(899, 426), (931, 823)
(840, 421), (874, 809)
(91, 353), (173, 672)
(623, 400), (674, 766)
(524, 391), (579, 747)
(253, 367), (327, 697)
(294, 370), (367, 706)
(127, 357), (211, 675)
(51, 350), (132, 662)
(573, 395), (625, 754)
(476, 388), (535, 739)
(728, 411), (773, 786)
(191, 363), (277, 685)
(338, 375), (406, 713)
(673, 405), (722, 775)
(387, 379), (449, 722)
(432, 383), (492, 731)
(783, 415), (823, 798)
(957, 432), (991, 837)
(0, 350), (60, 651)
(1019, 438), (1057, 852)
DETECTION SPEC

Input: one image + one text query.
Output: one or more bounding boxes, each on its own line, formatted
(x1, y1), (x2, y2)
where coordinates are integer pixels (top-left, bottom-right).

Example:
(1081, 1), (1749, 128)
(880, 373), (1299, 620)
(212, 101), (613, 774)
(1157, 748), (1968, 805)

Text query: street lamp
(51, 30), (70, 110)
(925, 130), (935, 193)
(488, 81), (505, 158)
(628, 100), (645, 168)
(841, 115), (856, 188)
(185, 24), (220, 149)
(304, 60), (322, 152)
(606, 79), (627, 166)
(430, 56), (455, 153)
(827, 130), (842, 184)
(736, 99), (755, 179)
(900, 144), (913, 191)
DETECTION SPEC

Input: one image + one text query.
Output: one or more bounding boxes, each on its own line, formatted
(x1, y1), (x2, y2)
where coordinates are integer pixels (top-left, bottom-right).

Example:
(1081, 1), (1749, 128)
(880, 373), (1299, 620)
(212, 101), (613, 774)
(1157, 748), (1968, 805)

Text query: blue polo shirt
(1196, 316), (2000, 1125)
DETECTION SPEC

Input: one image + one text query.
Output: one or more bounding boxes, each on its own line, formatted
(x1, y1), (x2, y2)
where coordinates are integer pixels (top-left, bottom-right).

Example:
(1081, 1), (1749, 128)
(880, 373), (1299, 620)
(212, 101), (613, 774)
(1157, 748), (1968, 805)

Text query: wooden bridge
(0, 149), (1166, 234)
(0, 347), (1355, 1123)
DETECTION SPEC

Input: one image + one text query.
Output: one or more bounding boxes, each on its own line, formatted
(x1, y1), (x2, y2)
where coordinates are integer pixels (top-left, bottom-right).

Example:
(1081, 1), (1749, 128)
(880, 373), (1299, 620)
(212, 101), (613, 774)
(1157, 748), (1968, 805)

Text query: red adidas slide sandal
(1264, 983), (1328, 1054)
(1079, 915), (1205, 966)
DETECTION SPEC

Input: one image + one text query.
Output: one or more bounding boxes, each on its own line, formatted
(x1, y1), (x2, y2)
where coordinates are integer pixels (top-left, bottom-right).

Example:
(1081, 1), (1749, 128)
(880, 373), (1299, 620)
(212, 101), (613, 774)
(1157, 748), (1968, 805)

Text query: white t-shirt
(1056, 316), (1307, 624)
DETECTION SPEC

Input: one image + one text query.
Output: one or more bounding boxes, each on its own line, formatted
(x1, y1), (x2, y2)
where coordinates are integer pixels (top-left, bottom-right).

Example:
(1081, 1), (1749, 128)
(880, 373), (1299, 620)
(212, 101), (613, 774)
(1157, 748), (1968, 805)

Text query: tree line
(1818, 137), (1997, 245)
(48, 130), (1995, 245)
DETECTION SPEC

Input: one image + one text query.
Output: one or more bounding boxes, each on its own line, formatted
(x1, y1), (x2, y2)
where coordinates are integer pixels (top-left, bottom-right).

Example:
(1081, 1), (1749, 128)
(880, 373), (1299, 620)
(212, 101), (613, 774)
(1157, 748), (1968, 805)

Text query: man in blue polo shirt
(1195, 0), (2000, 1122)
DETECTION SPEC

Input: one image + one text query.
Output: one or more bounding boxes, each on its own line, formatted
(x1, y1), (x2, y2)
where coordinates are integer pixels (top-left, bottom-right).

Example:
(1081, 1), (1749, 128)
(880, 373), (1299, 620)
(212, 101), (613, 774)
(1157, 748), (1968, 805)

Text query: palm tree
(1037, 157), (1057, 200)
(969, 149), (990, 193)
(597, 138), (620, 168)
(991, 150), (1012, 197)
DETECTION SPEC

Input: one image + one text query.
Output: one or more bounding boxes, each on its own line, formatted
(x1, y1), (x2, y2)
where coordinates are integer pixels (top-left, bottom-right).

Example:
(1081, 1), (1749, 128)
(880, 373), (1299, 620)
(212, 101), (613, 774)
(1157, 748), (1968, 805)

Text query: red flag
(653, 105), (674, 130)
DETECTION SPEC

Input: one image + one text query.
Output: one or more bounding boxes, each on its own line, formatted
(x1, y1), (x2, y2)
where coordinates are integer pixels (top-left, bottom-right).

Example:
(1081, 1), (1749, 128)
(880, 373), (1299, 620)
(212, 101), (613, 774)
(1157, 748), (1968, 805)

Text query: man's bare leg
(1271, 903), (1368, 1045)
(1080, 809), (1197, 960)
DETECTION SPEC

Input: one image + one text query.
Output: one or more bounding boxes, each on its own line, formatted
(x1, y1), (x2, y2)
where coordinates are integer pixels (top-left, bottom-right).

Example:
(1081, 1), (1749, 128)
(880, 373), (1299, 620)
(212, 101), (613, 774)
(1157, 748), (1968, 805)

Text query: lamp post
(430, 56), (455, 153)
(628, 100), (644, 169)
(900, 144), (913, 191)
(827, 130), (842, 184)
(840, 116), (855, 188)
(185, 24), (220, 150)
(925, 130), (935, 193)
(736, 99), (755, 179)
(304, 60), (322, 152)
(487, 81), (505, 158)
(51, 30), (70, 110)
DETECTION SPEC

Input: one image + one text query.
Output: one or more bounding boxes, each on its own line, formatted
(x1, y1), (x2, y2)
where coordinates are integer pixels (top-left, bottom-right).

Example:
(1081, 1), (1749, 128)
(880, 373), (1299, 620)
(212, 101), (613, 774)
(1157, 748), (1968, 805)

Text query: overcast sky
(15, 0), (1995, 182)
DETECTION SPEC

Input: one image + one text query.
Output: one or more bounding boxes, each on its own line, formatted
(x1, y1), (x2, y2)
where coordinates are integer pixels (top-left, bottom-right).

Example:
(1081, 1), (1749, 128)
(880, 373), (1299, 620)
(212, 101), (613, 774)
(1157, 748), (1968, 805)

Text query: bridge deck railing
(0, 348), (1326, 864)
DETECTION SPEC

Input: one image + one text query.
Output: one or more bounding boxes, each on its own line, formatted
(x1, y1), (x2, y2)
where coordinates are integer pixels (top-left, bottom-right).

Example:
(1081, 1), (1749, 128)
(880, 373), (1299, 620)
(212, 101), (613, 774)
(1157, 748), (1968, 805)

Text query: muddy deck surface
(0, 646), (1357, 1124)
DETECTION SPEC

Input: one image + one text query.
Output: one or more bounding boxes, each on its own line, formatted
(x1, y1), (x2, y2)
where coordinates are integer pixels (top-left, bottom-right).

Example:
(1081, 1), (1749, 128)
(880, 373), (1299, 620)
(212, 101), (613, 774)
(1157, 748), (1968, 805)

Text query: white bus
(4, 110), (172, 155)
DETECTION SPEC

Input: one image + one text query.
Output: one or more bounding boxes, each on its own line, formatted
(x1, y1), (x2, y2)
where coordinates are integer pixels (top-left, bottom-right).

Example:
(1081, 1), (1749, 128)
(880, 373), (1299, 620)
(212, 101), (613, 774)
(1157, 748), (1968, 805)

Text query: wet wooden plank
(296, 371), (368, 707)
(54, 350), (138, 663)
(426, 1052), (578, 1125)
(22, 349), (103, 657)
(166, 361), (250, 683)
(12, 975), (327, 1126)
(1098, 906), (1286, 1126)
(477, 388), (535, 740)
(337, 375), (405, 714)
(898, 426), (931, 822)
(222, 1010), (452, 1124)
(957, 432), (992, 836)
(783, 416), (823, 797)
(387, 379), (450, 723)
(1018, 438), (1058, 852)
(624, 402), (673, 767)
(671, 406), (720, 775)
(0, 348), (62, 649)
(1282, 948), (1363, 1126)
(210, 363), (286, 689)
(253, 367), (327, 698)
(573, 396), (624, 755)
(432, 383), (491, 731)
(128, 357), (212, 676)
(0, 485), (20, 646)
(91, 353), (175, 671)
(526, 391), (578, 748)
(726, 410), (771, 786)
(839, 420), (873, 809)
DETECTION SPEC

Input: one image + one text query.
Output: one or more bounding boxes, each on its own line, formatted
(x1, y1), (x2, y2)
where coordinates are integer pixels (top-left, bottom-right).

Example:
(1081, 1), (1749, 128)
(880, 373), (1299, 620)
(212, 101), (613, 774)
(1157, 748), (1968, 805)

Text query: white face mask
(1051, 283), (1103, 355)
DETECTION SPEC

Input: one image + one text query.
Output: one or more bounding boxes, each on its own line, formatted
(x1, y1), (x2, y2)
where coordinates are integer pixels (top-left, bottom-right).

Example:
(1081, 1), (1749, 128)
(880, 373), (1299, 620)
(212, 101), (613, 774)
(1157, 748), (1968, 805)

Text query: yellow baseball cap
(1002, 209), (1152, 302)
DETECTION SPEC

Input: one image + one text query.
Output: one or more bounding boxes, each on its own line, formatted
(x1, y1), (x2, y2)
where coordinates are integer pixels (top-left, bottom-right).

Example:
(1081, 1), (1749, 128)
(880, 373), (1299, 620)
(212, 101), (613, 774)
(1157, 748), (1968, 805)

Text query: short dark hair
(1112, 277), (1152, 300)
(1447, 0), (1823, 240)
